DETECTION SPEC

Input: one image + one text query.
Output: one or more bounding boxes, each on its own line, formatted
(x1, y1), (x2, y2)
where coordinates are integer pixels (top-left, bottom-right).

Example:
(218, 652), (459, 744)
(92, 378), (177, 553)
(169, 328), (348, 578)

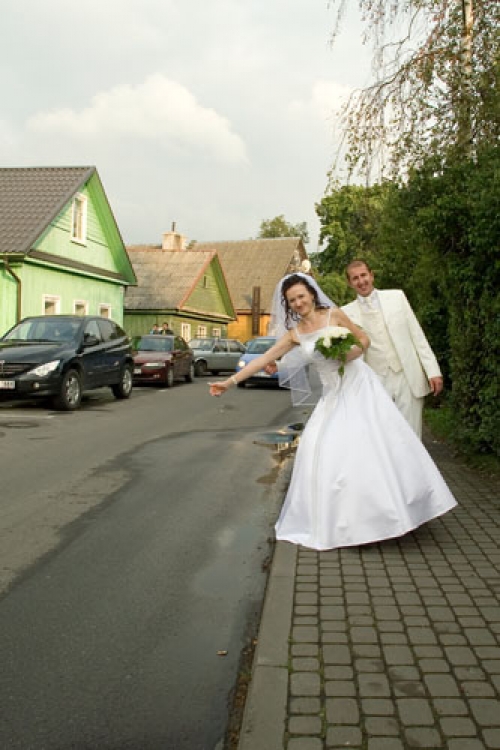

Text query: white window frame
(43, 295), (61, 314)
(197, 325), (207, 337)
(73, 299), (89, 316)
(71, 193), (87, 244)
(181, 323), (191, 341)
(212, 327), (222, 337)
(99, 304), (112, 319)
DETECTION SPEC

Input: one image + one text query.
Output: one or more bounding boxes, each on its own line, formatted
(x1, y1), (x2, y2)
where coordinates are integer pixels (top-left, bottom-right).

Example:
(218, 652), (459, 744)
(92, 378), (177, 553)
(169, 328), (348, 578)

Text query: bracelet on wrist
(231, 375), (238, 386)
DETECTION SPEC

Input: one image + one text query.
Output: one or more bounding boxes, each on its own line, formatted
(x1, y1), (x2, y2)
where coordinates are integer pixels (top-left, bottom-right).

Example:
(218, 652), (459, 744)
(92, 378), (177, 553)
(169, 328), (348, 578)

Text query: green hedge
(316, 145), (499, 457)
(379, 145), (500, 456)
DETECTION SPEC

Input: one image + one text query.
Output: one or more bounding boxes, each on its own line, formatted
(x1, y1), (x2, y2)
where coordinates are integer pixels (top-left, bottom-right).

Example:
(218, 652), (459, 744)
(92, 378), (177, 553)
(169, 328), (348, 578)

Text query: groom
(342, 259), (443, 438)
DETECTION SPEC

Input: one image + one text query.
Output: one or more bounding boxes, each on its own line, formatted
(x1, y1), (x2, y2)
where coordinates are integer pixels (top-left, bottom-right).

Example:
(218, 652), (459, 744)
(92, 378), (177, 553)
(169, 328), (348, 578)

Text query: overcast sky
(1, 1), (373, 251)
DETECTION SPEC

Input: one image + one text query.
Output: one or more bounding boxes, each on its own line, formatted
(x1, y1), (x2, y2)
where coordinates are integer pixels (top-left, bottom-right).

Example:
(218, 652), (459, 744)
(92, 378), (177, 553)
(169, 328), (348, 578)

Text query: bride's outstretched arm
(209, 331), (296, 397)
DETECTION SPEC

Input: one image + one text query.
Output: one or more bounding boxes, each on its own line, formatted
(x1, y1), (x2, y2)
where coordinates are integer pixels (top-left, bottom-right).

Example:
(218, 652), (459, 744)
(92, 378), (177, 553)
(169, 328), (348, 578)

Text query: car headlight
(237, 359), (246, 368)
(30, 360), (61, 377)
(143, 362), (166, 368)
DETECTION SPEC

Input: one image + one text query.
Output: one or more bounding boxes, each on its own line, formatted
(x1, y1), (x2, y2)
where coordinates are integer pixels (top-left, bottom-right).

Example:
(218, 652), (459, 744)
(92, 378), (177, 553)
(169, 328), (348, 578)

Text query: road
(0, 379), (298, 750)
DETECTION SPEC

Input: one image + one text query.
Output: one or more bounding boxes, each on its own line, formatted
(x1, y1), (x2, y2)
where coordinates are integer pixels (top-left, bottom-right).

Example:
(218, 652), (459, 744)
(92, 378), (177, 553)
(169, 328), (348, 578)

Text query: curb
(237, 540), (297, 750)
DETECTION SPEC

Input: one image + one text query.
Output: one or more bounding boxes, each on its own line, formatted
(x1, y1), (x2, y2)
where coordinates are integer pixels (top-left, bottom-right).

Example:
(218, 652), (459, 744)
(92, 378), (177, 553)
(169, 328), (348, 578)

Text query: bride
(209, 273), (457, 551)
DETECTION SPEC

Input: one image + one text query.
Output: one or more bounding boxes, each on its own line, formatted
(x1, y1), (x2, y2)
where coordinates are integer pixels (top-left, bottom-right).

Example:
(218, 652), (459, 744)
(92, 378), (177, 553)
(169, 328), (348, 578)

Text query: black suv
(0, 315), (134, 410)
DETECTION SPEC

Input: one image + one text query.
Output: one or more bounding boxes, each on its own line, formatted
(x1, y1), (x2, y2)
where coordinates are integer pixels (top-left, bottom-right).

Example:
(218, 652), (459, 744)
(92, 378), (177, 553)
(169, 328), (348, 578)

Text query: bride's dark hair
(281, 274), (328, 328)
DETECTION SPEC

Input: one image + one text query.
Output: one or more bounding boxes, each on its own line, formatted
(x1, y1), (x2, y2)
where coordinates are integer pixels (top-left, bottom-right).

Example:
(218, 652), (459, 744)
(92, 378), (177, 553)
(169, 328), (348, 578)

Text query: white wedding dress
(275, 323), (457, 551)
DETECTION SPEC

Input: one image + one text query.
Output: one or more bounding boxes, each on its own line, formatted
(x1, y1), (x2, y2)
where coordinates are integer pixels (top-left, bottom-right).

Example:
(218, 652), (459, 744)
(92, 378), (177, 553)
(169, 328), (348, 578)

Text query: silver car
(189, 337), (247, 376)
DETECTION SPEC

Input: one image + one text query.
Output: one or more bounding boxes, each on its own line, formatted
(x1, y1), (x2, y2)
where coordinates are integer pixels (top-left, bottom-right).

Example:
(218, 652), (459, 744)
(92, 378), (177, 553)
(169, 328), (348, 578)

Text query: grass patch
(424, 404), (456, 444)
(424, 403), (500, 477)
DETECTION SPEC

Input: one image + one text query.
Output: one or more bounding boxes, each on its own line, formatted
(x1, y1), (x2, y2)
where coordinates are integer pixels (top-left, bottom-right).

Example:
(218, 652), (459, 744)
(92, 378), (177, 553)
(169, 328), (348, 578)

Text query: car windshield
(133, 336), (173, 352)
(3, 318), (81, 343)
(246, 338), (276, 354)
(189, 339), (213, 351)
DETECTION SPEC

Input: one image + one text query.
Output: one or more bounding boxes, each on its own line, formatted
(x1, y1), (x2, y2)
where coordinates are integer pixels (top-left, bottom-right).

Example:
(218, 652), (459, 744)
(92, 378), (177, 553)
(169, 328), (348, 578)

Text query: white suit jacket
(342, 289), (441, 398)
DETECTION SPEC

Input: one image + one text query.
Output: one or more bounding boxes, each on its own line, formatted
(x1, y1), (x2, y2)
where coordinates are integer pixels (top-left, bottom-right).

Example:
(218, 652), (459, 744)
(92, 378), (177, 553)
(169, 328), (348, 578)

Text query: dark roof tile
(0, 166), (95, 255)
(192, 238), (306, 311)
(125, 248), (216, 309)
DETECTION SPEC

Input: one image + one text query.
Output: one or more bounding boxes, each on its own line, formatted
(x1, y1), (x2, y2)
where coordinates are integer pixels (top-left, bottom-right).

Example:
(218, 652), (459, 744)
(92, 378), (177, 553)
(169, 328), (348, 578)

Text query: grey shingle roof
(0, 166), (95, 255)
(191, 238), (306, 311)
(125, 247), (218, 310)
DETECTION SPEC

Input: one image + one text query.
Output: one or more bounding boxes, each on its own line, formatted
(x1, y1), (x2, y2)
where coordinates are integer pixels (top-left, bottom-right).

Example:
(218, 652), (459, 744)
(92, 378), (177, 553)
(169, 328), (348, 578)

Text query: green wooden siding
(35, 184), (120, 274)
(13, 263), (124, 323)
(185, 267), (229, 315)
(0, 272), (19, 335)
(123, 312), (228, 340)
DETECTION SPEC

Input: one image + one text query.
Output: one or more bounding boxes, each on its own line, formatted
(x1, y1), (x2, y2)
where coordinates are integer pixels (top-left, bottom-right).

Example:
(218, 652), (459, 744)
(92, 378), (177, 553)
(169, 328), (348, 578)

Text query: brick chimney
(162, 222), (187, 251)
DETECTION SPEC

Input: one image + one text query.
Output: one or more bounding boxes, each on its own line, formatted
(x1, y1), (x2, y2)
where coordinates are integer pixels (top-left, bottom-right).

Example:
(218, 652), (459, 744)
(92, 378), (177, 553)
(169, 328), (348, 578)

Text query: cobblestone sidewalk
(239, 435), (500, 750)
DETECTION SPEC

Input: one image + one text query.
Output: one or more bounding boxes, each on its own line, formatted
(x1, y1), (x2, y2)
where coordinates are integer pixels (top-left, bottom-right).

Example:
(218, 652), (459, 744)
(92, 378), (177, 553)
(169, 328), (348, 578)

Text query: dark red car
(132, 334), (195, 387)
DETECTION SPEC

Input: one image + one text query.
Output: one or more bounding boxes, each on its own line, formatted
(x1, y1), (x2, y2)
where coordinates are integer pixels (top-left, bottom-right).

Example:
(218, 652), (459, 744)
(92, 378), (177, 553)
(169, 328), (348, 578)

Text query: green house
(124, 235), (236, 340)
(0, 166), (136, 335)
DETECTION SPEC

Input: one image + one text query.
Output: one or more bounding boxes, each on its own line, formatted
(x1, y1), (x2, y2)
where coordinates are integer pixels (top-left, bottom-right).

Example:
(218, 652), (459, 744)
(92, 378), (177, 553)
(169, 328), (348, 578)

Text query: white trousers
(378, 368), (424, 438)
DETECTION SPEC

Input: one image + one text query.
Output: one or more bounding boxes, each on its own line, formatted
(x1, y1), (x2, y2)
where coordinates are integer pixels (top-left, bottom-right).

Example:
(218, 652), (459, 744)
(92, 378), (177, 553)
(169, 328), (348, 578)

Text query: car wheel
(185, 362), (195, 383)
(195, 360), (207, 377)
(111, 364), (133, 399)
(52, 368), (82, 410)
(165, 366), (175, 388)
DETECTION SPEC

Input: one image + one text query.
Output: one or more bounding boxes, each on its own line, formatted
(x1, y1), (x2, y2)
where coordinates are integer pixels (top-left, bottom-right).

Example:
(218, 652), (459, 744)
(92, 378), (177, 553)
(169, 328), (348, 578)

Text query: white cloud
(27, 74), (249, 165)
(0, 1), (374, 247)
(0, 119), (18, 151)
(288, 80), (351, 124)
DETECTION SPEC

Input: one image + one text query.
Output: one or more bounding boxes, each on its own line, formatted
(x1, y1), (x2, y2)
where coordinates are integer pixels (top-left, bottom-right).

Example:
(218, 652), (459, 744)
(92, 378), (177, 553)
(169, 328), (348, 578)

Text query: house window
(74, 300), (88, 316)
(197, 325), (207, 337)
(212, 327), (221, 337)
(181, 323), (191, 341)
(43, 295), (60, 314)
(71, 193), (87, 244)
(99, 304), (111, 319)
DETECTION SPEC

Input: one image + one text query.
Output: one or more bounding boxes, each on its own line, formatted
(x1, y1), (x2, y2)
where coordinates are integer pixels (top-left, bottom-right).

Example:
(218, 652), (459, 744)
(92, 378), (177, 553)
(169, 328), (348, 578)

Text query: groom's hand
(429, 376), (443, 396)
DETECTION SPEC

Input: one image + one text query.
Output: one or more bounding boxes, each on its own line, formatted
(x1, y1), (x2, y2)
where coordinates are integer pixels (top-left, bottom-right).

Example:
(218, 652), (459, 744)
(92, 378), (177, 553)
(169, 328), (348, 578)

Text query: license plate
(0, 380), (15, 390)
(258, 370), (270, 378)
(134, 368), (142, 375)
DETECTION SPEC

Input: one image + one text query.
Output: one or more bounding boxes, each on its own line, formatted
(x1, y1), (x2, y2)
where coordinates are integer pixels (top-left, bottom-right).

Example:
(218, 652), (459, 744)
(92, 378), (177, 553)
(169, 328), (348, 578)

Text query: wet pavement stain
(394, 680), (426, 696)
(0, 421), (40, 429)
(253, 428), (301, 464)
(256, 464), (281, 485)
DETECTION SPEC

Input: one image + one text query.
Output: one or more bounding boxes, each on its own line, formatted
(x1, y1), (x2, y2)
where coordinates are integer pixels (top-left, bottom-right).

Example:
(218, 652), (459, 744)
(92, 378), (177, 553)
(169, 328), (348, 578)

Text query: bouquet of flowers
(314, 326), (361, 376)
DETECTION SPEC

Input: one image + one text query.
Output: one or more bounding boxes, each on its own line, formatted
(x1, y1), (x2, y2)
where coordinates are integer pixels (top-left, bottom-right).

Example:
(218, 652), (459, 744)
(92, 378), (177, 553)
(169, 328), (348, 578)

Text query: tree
(328, 0), (500, 177)
(258, 215), (309, 244)
(368, 145), (500, 455)
(315, 271), (353, 307)
(315, 182), (391, 273)
(320, 2), (500, 458)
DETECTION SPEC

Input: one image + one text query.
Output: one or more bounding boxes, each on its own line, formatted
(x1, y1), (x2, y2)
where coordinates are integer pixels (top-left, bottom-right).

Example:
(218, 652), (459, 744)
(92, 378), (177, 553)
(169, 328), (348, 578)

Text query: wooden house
(124, 231), (236, 340)
(191, 237), (309, 341)
(0, 166), (136, 334)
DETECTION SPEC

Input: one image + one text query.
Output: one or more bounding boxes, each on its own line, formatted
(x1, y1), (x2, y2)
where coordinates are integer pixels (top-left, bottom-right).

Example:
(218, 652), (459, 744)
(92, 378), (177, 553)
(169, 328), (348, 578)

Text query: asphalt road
(0, 379), (298, 750)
